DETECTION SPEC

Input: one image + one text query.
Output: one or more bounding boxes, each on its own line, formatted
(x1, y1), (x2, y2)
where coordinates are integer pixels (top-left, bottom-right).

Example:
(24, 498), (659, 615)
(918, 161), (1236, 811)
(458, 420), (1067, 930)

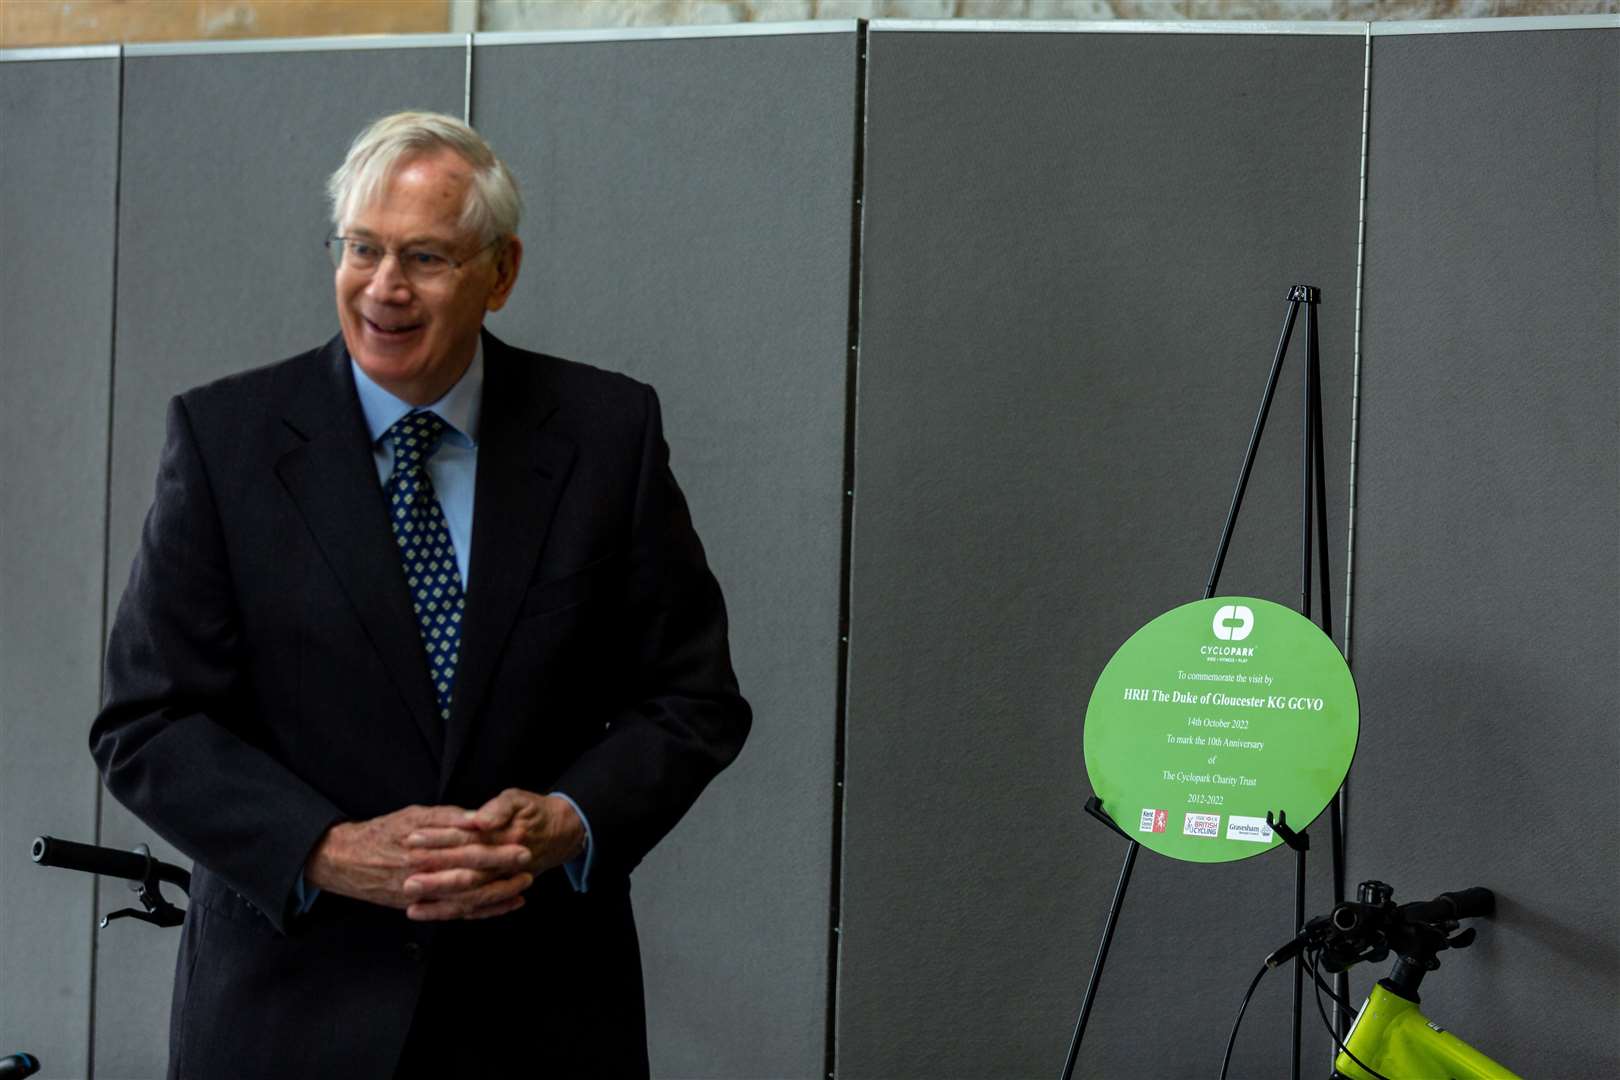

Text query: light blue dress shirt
(293, 344), (594, 914)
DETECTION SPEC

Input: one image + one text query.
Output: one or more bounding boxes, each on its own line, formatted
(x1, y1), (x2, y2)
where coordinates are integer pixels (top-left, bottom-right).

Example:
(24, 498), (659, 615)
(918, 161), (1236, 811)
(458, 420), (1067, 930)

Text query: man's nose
(365, 252), (413, 297)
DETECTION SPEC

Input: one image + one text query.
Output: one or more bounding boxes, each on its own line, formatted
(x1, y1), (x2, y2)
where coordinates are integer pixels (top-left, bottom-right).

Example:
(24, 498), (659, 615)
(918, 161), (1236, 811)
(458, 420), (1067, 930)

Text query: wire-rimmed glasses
(325, 235), (498, 283)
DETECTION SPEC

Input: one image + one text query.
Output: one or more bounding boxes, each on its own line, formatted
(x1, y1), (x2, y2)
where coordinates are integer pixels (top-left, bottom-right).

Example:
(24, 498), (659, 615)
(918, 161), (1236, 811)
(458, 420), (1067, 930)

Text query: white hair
(327, 111), (522, 245)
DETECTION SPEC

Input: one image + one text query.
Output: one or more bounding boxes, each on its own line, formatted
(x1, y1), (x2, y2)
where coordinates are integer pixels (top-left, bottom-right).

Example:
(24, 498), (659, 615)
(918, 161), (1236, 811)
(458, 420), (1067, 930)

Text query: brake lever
(97, 844), (186, 930)
(100, 905), (183, 929)
(1444, 927), (1477, 951)
(1265, 913), (1334, 969)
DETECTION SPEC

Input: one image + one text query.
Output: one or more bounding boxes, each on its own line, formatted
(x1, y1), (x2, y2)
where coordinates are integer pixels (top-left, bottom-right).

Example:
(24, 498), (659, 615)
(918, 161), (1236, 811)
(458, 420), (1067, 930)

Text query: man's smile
(362, 314), (424, 337)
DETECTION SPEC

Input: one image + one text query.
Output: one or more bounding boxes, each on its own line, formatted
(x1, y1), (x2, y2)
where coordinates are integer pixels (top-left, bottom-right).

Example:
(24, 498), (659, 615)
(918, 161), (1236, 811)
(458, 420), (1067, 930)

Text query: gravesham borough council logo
(1212, 604), (1254, 642)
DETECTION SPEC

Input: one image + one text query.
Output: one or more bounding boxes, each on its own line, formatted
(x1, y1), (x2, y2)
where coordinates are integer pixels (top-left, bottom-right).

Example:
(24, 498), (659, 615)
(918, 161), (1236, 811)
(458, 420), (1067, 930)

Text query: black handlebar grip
(31, 836), (152, 882)
(0, 1052), (41, 1078)
(1402, 886), (1496, 925)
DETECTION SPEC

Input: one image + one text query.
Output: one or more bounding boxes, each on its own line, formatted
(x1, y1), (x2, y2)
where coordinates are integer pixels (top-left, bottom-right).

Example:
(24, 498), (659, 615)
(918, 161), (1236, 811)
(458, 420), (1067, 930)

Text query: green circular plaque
(1084, 597), (1358, 863)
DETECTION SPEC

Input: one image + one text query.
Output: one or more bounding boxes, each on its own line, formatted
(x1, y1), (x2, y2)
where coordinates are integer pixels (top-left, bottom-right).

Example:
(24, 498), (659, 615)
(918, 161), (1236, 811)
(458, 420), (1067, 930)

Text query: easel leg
(1060, 841), (1139, 1080)
(1292, 845), (1306, 1080)
(1309, 300), (1354, 1037)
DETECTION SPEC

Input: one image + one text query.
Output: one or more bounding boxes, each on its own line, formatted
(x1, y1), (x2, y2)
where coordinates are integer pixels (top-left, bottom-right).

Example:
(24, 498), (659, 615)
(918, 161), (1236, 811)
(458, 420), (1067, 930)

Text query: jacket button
(403, 942), (423, 961)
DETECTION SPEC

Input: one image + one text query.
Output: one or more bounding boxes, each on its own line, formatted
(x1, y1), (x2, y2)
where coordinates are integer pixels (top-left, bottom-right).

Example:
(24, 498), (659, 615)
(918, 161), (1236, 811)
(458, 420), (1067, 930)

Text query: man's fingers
(404, 826), (480, 849)
(403, 867), (492, 900)
(403, 866), (533, 901)
(461, 895), (526, 920)
(404, 843), (532, 873)
(473, 788), (526, 829)
(405, 871), (534, 921)
(398, 804), (478, 830)
(407, 894), (526, 922)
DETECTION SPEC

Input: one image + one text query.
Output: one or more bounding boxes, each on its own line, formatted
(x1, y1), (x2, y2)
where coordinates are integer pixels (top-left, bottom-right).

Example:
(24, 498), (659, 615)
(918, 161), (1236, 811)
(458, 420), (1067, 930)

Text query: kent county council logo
(1138, 809), (1168, 834)
(1184, 813), (1221, 838)
(1212, 604), (1254, 641)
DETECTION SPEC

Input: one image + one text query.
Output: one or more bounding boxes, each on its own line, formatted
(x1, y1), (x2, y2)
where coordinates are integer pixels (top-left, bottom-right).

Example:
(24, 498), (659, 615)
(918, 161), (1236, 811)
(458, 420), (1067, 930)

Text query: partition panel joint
(824, 21), (869, 1080)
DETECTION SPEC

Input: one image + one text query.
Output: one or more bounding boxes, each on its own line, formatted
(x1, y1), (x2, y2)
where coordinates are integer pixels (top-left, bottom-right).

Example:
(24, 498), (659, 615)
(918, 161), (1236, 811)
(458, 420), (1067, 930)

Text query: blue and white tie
(385, 411), (465, 728)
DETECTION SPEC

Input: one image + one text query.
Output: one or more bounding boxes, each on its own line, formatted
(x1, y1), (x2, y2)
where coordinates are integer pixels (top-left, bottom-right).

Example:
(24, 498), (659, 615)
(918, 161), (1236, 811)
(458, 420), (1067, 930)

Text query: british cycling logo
(1138, 808), (1168, 834)
(1183, 813), (1221, 837)
(1211, 604), (1254, 642)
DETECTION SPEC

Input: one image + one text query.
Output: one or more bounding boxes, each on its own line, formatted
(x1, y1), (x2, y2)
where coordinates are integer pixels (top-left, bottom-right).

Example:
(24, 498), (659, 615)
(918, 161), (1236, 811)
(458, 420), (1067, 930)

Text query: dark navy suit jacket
(92, 331), (750, 1079)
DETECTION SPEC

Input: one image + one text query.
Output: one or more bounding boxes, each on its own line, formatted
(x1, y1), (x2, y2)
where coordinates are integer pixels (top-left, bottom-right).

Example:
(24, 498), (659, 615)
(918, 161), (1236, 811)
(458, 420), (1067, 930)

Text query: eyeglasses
(325, 235), (498, 282)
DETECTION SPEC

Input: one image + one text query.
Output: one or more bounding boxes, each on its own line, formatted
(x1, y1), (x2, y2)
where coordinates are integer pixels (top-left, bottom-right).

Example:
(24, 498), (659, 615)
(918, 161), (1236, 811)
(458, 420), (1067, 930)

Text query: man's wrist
(303, 820), (352, 892)
(562, 803), (587, 860)
(547, 792), (594, 892)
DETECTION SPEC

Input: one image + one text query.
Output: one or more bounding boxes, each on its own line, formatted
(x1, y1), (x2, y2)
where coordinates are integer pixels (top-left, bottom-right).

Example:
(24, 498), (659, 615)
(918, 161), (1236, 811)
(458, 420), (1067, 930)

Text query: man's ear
(485, 236), (524, 313)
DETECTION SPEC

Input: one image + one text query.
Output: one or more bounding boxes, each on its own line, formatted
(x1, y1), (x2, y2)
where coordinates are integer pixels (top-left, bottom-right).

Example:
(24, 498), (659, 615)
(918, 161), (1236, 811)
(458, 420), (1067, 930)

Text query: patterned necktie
(385, 411), (465, 729)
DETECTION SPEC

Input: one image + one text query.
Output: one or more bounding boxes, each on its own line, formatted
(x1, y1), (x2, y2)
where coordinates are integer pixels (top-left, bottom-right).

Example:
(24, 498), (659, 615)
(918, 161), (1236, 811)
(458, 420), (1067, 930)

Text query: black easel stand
(1062, 286), (1348, 1080)
(1267, 810), (1311, 1080)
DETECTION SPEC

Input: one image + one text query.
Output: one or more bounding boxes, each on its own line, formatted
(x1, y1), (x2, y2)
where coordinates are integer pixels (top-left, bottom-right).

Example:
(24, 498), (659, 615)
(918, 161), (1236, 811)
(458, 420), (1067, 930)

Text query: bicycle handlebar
(1398, 886), (1494, 925)
(0, 1053), (40, 1079)
(1267, 881), (1495, 971)
(1237, 882), (1499, 1080)
(31, 836), (191, 892)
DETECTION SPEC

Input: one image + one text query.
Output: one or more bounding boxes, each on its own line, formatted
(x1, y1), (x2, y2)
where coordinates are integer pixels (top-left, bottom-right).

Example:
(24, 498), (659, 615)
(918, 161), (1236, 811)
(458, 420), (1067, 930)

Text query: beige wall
(477, 0), (1619, 31)
(1, 0), (450, 48)
(6, 0), (1616, 49)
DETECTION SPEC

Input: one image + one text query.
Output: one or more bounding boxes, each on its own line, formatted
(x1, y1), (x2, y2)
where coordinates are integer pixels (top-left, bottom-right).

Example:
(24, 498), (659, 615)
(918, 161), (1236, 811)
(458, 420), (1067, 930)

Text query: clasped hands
(305, 788), (584, 921)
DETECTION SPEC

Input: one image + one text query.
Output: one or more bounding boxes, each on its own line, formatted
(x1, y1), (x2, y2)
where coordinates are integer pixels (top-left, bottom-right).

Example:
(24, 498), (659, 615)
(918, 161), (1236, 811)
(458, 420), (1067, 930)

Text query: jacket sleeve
(550, 385), (751, 881)
(90, 395), (344, 934)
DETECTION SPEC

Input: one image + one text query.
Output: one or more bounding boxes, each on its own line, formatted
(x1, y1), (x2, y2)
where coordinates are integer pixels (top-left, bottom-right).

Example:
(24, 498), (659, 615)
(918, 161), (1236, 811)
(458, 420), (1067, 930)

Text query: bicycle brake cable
(1221, 941), (1401, 1080)
(1307, 952), (1356, 1013)
(1305, 946), (1394, 1080)
(1217, 963), (1270, 1080)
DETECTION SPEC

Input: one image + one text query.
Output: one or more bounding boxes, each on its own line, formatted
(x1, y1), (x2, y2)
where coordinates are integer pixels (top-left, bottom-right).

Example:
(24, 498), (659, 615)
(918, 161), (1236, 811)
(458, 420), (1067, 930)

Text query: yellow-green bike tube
(1335, 983), (1521, 1080)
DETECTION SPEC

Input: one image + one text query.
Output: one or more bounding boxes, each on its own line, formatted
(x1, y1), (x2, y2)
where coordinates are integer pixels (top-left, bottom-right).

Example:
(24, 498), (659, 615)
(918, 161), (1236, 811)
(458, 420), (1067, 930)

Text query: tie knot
(388, 411), (447, 471)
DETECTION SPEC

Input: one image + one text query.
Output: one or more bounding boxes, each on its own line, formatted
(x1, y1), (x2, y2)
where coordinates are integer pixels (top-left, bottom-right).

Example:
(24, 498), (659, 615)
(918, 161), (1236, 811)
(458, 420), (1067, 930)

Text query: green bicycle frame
(1334, 983), (1521, 1080)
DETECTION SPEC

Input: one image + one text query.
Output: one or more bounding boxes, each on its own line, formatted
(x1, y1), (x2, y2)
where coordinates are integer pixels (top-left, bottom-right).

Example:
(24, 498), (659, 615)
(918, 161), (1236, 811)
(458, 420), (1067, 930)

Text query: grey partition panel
(473, 31), (855, 1078)
(101, 47), (465, 1076)
(0, 56), (120, 1080)
(844, 30), (1364, 1078)
(1353, 28), (1618, 1077)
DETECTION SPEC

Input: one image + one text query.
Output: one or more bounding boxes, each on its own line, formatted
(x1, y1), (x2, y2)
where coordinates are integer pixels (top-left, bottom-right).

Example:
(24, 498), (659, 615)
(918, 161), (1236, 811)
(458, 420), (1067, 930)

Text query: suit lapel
(440, 334), (576, 792)
(273, 336), (445, 763)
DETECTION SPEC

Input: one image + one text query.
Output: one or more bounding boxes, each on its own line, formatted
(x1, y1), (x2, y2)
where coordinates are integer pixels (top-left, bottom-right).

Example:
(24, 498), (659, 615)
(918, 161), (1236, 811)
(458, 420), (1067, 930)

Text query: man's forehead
(343, 154), (476, 241)
(392, 148), (474, 187)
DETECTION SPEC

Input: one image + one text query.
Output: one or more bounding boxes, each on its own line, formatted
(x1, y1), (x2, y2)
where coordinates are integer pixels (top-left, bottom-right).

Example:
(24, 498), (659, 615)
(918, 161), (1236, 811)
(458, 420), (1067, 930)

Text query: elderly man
(91, 112), (749, 1079)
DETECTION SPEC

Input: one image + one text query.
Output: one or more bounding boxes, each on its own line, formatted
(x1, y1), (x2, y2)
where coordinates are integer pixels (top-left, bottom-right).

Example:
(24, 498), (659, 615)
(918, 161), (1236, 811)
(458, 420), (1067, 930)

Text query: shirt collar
(350, 340), (483, 449)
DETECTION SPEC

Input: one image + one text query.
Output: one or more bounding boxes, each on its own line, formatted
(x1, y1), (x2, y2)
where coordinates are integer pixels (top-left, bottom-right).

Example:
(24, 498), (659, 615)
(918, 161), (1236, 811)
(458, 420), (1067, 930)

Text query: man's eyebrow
(344, 227), (457, 248)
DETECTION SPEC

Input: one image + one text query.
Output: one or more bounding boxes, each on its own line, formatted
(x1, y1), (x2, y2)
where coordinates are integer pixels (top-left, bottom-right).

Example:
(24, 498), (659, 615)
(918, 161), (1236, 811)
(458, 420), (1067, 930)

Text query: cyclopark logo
(1211, 604), (1254, 641)
(1139, 809), (1168, 834)
(1183, 813), (1221, 838)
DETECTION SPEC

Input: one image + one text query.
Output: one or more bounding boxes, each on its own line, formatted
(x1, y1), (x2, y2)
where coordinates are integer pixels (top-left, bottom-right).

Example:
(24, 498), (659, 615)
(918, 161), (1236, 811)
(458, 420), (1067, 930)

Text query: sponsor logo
(1212, 604), (1254, 642)
(1225, 815), (1275, 843)
(1183, 813), (1221, 838)
(1139, 809), (1168, 834)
